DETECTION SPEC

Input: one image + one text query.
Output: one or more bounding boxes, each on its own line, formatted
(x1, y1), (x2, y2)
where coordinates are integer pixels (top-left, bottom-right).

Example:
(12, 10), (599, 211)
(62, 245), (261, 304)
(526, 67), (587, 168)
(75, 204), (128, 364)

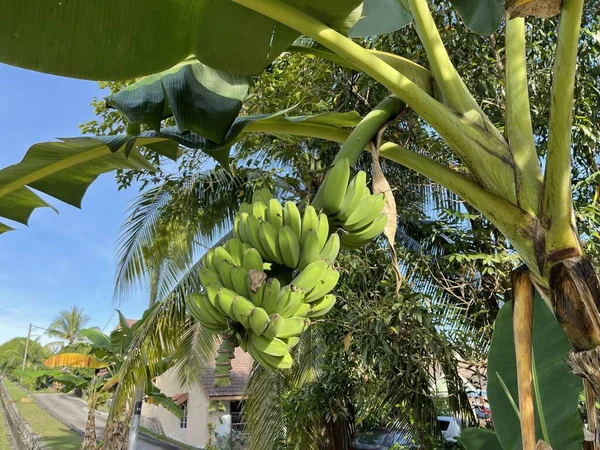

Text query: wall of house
(141, 369), (211, 448)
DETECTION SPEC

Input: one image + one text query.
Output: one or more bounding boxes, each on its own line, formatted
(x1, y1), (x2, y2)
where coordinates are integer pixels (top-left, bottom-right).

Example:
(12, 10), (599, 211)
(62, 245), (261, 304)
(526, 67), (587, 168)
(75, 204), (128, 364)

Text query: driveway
(33, 394), (178, 450)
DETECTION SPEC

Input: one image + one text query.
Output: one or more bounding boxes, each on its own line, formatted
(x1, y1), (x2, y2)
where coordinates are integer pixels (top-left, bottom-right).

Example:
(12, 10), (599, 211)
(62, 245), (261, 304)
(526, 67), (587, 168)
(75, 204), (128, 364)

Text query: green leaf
(0, 0), (362, 80)
(487, 295), (584, 450)
(459, 428), (503, 450)
(0, 136), (177, 228)
(107, 58), (250, 144)
(80, 329), (111, 351)
(146, 392), (184, 419)
(0, 223), (14, 235)
(348, 0), (413, 37)
(52, 373), (90, 390)
(448, 0), (504, 35)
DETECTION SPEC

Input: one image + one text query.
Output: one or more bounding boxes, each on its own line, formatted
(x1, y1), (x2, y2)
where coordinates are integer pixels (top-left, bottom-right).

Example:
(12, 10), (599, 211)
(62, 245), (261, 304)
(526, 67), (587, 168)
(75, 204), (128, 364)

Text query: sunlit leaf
(348, 0), (413, 37)
(449, 0), (504, 35)
(44, 353), (108, 369)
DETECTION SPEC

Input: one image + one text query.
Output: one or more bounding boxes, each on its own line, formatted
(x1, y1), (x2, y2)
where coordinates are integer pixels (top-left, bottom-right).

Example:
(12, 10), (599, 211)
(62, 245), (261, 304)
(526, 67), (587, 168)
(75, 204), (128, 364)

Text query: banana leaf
(107, 58), (250, 144)
(0, 0), (362, 80)
(487, 295), (584, 450)
(459, 428), (503, 450)
(146, 391), (184, 419)
(448, 0), (504, 35)
(348, 0), (412, 37)
(43, 353), (108, 369)
(80, 329), (112, 351)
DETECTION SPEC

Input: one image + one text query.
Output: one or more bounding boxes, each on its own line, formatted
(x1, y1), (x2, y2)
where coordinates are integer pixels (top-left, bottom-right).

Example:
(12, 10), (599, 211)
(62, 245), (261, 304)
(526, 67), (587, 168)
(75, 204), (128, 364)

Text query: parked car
(351, 428), (420, 449)
(437, 416), (461, 443)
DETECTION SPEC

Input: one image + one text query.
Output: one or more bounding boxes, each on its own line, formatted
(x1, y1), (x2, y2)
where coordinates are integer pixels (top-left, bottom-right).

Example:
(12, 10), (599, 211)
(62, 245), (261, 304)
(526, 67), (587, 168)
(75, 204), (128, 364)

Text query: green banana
(263, 314), (284, 339)
(291, 259), (328, 291)
(202, 248), (216, 271)
(260, 278), (281, 313)
(277, 317), (310, 339)
(239, 202), (253, 215)
(217, 288), (238, 320)
(247, 339), (292, 370)
(335, 170), (368, 222)
(242, 248), (263, 272)
(242, 242), (253, 254)
(249, 307), (271, 336)
(283, 201), (302, 241)
(248, 276), (266, 307)
(304, 268), (340, 303)
(294, 303), (311, 317)
(198, 267), (222, 290)
(277, 225), (301, 269)
(344, 193), (386, 231)
(300, 205), (319, 247)
(297, 229), (321, 270)
(224, 238), (244, 266)
(187, 293), (226, 327)
(250, 334), (290, 357)
(213, 246), (235, 268)
(279, 287), (306, 318)
(252, 188), (272, 205)
(218, 261), (235, 290)
(230, 266), (250, 298)
(233, 215), (241, 240)
(259, 221), (284, 265)
(267, 198), (284, 229)
(238, 212), (250, 243)
(307, 294), (336, 318)
(319, 233), (341, 262)
(203, 282), (225, 314)
(341, 213), (387, 249)
(232, 296), (256, 328)
(316, 213), (330, 250)
(252, 200), (268, 222)
(283, 336), (300, 348)
(245, 214), (270, 260)
(239, 333), (249, 352)
(321, 158), (350, 215)
(310, 174), (326, 212)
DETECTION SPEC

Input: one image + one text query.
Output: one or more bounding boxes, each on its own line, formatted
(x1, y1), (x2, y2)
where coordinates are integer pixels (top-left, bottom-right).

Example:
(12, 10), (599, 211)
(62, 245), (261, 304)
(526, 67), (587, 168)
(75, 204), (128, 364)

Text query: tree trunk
(81, 401), (97, 450)
(101, 413), (130, 450)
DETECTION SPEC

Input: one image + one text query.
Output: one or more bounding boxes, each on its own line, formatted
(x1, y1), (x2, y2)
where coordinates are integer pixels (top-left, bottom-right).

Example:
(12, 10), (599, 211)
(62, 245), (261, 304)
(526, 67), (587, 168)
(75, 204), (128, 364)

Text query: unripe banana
(304, 268), (340, 303)
(319, 233), (341, 262)
(261, 278), (281, 313)
(187, 293), (225, 327)
(203, 282), (225, 314)
(213, 246), (235, 268)
(335, 170), (368, 222)
(239, 333), (249, 352)
(291, 259), (328, 291)
(218, 261), (235, 290)
(277, 317), (310, 339)
(224, 238), (244, 266)
(230, 266), (250, 298)
(321, 158), (350, 215)
(252, 201), (268, 222)
(232, 296), (256, 328)
(247, 270), (267, 307)
(245, 214), (270, 260)
(307, 294), (336, 318)
(203, 248), (216, 271)
(263, 314), (284, 339)
(247, 339), (293, 370)
(267, 199), (284, 229)
(298, 229), (321, 270)
(217, 288), (238, 319)
(198, 267), (222, 290)
(233, 217), (241, 239)
(316, 213), (330, 250)
(259, 221), (284, 265)
(300, 205), (319, 247)
(283, 201), (302, 241)
(279, 287), (306, 318)
(239, 202), (253, 215)
(242, 242), (253, 254)
(283, 336), (300, 348)
(249, 307), (271, 336)
(250, 334), (290, 357)
(344, 193), (386, 231)
(238, 213), (250, 243)
(252, 188), (272, 205)
(242, 248), (263, 272)
(277, 226), (301, 269)
(271, 285), (292, 315)
(341, 213), (387, 249)
(294, 303), (311, 317)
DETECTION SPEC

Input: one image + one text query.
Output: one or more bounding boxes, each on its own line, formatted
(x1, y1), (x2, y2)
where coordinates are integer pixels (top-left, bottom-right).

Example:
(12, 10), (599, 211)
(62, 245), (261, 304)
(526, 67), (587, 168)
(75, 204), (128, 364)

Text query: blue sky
(0, 64), (151, 344)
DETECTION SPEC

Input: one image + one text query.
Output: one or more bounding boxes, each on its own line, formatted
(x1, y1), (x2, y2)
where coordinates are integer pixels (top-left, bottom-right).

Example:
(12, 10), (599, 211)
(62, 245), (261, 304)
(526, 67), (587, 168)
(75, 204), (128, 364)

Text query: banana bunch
(312, 158), (387, 250)
(187, 232), (338, 371)
(232, 188), (341, 269)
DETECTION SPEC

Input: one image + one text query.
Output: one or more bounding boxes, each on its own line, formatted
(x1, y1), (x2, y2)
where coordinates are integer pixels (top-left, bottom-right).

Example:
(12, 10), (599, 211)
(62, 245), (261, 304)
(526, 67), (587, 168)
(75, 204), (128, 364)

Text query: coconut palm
(46, 306), (91, 346)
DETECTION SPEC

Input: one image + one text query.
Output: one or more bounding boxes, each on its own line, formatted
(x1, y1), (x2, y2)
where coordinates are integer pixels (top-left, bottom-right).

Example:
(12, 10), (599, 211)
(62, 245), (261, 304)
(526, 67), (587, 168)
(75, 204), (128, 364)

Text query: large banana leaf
(459, 428), (503, 450)
(43, 353), (108, 369)
(0, 1), (362, 80)
(487, 295), (584, 450)
(146, 391), (184, 419)
(80, 329), (112, 351)
(0, 135), (177, 231)
(107, 58), (250, 143)
(448, 0), (504, 35)
(348, 0), (412, 37)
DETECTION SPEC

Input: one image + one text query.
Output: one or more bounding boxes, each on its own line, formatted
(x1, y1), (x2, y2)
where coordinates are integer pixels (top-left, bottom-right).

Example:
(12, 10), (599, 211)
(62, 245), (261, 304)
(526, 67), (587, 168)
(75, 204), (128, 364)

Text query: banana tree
(1, 0), (599, 447)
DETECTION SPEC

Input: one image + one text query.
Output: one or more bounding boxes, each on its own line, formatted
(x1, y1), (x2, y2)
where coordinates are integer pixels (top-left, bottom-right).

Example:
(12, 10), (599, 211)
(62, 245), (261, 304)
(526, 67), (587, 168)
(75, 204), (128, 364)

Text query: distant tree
(0, 337), (50, 372)
(46, 306), (91, 345)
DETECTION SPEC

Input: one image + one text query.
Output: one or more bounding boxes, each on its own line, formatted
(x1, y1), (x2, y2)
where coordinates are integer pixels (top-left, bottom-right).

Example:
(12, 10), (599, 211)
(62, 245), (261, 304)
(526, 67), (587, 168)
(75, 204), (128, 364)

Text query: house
(141, 347), (253, 448)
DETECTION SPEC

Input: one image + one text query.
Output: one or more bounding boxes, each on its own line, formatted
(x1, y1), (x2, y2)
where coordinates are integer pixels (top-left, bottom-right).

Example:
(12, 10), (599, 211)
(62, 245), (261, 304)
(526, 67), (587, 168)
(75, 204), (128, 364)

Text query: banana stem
(539, 0), (584, 263)
(511, 268), (536, 450)
(334, 96), (404, 167)
(504, 16), (543, 216)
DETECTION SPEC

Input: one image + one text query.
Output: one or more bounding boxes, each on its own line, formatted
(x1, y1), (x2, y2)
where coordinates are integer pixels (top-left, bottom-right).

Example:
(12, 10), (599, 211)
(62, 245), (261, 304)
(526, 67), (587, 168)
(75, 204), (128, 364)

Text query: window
(180, 401), (188, 429)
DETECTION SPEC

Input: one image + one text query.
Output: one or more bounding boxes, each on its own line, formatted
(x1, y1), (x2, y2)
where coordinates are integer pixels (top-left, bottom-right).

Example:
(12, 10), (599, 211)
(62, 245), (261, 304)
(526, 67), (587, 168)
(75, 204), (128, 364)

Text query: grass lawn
(0, 408), (11, 450)
(3, 380), (81, 450)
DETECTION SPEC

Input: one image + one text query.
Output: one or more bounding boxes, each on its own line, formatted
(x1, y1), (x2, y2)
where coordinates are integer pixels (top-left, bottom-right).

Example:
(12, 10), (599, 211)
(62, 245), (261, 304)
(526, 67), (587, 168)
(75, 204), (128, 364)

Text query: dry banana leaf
(505, 0), (562, 18)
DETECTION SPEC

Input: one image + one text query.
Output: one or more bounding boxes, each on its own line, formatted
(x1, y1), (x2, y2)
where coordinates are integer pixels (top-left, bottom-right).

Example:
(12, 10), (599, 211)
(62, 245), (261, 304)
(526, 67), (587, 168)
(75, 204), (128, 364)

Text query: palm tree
(46, 306), (91, 345)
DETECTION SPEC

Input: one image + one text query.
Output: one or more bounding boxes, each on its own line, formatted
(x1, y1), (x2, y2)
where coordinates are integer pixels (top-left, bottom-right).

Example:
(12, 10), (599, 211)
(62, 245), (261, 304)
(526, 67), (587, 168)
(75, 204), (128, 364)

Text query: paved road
(34, 394), (176, 450)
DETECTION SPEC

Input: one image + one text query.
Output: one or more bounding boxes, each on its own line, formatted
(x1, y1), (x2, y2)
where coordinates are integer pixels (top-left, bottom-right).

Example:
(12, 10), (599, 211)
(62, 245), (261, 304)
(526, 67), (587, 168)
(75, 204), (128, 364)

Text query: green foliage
(487, 296), (584, 450)
(0, 337), (50, 372)
(459, 428), (502, 450)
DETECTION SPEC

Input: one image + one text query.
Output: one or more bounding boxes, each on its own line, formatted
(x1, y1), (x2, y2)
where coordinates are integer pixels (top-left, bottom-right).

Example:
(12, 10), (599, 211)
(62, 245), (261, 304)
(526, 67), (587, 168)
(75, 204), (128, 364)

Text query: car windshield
(356, 430), (389, 445)
(438, 419), (450, 431)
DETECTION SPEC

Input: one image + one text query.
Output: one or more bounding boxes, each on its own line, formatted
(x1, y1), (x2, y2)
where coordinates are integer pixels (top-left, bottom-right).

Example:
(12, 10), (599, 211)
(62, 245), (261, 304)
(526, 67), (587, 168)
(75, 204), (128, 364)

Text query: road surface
(33, 394), (177, 450)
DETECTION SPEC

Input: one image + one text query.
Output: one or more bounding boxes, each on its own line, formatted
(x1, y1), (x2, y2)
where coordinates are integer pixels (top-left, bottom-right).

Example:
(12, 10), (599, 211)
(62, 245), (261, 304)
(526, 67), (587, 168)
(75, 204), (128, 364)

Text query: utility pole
(22, 323), (32, 371)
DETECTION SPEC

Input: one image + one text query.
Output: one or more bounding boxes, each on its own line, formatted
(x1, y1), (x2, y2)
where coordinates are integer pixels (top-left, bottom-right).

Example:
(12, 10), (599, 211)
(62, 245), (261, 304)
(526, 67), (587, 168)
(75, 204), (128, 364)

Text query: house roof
(113, 318), (138, 331)
(201, 347), (253, 399)
(171, 393), (189, 405)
